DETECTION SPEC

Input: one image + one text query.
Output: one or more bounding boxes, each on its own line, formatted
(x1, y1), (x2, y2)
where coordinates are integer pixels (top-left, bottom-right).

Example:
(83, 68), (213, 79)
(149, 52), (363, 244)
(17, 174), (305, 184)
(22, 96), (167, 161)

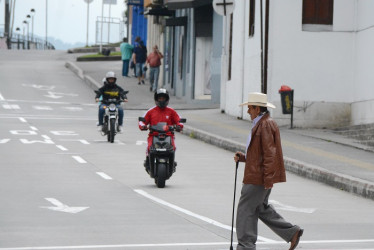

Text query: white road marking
(134, 189), (275, 243)
(3, 104), (20, 109)
(30, 126), (38, 131)
(72, 156), (87, 164)
(96, 172), (113, 180)
(61, 139), (90, 144)
(20, 139), (54, 144)
(50, 131), (78, 136)
(42, 135), (51, 140)
(56, 145), (68, 151)
(269, 200), (316, 213)
(19, 117), (27, 123)
(2, 240), (374, 250)
(40, 198), (89, 214)
(0, 139), (10, 144)
(10, 130), (37, 135)
(136, 140), (147, 145)
(33, 106), (53, 110)
(62, 107), (83, 111)
(0, 92), (5, 101)
(21, 84), (55, 91)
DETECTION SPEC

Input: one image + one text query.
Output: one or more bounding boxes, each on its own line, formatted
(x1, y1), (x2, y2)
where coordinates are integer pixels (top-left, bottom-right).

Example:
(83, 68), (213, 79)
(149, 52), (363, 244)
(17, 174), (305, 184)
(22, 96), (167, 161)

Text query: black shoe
(141, 80), (145, 85)
(150, 86), (153, 92)
(138, 82), (141, 85)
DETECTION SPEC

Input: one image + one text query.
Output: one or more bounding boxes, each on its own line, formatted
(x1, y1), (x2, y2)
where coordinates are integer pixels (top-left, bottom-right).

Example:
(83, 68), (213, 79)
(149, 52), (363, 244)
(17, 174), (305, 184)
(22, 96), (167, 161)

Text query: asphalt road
(0, 51), (373, 250)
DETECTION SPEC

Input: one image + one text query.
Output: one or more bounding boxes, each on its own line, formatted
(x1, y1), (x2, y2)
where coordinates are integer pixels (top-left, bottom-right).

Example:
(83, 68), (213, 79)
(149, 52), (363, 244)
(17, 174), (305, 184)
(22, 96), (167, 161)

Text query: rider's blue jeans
(98, 104), (124, 126)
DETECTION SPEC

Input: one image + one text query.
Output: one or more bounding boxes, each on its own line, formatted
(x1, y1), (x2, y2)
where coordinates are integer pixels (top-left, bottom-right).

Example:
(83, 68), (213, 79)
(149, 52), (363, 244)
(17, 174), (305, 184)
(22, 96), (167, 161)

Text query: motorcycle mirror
(179, 118), (187, 123)
(138, 117), (146, 122)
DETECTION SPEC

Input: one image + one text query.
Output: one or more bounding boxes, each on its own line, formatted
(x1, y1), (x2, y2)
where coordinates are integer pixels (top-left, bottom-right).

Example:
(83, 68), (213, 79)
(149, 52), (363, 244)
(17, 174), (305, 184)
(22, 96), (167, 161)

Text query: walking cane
(230, 158), (239, 250)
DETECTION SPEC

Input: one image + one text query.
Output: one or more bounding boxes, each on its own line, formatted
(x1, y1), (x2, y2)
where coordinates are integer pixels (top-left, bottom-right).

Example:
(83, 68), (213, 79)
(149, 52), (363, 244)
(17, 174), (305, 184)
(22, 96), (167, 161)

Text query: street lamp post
(23, 20), (29, 49)
(16, 27), (20, 49)
(30, 9), (35, 41)
(46, 0), (48, 48)
(84, 0), (94, 47)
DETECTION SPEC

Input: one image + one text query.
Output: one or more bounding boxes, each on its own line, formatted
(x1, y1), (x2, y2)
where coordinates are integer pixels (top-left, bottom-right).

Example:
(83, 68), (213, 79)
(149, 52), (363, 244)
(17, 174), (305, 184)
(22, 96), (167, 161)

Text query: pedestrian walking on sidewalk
(233, 92), (303, 250)
(120, 37), (133, 77)
(132, 36), (147, 85)
(146, 45), (163, 92)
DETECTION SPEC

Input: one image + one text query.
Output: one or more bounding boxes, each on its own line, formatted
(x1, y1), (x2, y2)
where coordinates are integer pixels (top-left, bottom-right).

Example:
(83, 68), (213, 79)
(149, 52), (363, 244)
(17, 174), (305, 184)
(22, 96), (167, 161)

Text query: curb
(65, 61), (101, 90)
(183, 126), (374, 200)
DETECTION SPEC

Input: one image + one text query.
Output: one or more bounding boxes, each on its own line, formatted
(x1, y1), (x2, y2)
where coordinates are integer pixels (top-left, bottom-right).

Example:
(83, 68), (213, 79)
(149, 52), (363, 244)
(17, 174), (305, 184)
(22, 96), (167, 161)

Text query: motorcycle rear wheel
(155, 163), (167, 188)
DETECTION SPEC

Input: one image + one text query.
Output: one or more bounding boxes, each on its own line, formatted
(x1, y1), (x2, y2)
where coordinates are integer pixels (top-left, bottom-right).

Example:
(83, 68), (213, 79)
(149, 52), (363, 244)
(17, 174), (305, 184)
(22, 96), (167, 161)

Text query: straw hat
(239, 92), (276, 109)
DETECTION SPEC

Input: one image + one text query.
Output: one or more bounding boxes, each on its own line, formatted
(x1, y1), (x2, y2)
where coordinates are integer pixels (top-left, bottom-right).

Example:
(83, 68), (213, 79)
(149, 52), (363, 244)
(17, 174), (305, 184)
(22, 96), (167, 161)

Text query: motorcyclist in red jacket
(138, 88), (184, 171)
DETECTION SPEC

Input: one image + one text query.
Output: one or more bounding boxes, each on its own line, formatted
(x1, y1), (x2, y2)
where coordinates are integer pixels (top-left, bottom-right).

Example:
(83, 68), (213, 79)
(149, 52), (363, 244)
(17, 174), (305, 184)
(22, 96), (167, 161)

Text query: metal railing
(0, 32), (55, 50)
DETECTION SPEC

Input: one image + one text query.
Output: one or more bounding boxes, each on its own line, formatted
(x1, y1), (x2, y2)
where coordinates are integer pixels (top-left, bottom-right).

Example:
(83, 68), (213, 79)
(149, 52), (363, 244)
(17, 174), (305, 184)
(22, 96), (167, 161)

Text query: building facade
(221, 0), (374, 128)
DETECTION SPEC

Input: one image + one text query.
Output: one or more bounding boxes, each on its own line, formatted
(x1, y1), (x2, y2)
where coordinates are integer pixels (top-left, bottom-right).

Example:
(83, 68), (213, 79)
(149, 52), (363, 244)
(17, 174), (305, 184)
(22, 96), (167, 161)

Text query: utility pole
(5, 0), (10, 49)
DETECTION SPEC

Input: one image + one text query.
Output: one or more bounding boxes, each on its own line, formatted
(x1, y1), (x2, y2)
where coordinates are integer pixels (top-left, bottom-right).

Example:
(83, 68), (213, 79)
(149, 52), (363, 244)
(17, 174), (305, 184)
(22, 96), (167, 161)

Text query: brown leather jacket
(238, 112), (286, 188)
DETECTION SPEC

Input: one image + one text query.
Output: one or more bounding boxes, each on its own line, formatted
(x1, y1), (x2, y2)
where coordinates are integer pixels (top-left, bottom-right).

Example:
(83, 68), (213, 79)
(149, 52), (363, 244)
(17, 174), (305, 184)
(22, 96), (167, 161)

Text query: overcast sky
(0, 0), (127, 45)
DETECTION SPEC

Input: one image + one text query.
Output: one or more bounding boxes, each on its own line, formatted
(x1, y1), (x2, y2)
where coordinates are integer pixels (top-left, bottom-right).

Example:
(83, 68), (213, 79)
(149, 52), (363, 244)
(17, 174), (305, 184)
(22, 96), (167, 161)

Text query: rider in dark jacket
(95, 71), (128, 132)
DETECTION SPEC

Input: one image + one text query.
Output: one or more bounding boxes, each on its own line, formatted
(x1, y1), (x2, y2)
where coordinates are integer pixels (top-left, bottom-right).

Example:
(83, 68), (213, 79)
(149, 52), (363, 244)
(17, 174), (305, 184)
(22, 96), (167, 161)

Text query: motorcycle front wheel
(155, 163), (167, 188)
(109, 118), (116, 143)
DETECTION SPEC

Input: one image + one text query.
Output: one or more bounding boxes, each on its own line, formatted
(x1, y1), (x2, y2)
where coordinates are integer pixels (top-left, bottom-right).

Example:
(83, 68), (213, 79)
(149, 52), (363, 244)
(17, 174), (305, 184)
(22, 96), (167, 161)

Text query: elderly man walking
(233, 92), (303, 250)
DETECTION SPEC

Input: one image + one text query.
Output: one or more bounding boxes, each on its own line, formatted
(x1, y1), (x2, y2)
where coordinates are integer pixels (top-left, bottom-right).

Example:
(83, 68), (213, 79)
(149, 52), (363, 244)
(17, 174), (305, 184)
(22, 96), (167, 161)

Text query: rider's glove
(141, 125), (148, 131)
(176, 125), (182, 132)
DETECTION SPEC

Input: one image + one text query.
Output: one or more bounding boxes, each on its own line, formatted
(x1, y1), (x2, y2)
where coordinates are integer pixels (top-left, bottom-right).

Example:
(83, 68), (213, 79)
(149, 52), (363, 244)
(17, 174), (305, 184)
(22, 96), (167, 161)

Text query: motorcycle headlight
(109, 104), (116, 111)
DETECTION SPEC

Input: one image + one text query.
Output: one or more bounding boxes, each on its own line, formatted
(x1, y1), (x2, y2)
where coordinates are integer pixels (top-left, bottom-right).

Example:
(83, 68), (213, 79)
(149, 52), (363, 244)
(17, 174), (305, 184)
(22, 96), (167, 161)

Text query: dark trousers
(236, 184), (300, 250)
(122, 59), (129, 77)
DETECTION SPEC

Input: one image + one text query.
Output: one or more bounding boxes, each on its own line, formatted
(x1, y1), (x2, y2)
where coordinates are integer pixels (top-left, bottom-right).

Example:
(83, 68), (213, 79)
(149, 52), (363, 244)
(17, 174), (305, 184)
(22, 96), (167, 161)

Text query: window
(249, 0), (255, 36)
(302, 0), (334, 25)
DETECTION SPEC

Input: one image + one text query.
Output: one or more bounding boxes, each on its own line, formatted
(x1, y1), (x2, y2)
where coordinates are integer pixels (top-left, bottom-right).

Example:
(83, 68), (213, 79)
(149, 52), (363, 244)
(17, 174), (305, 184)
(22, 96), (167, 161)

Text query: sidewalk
(65, 60), (374, 200)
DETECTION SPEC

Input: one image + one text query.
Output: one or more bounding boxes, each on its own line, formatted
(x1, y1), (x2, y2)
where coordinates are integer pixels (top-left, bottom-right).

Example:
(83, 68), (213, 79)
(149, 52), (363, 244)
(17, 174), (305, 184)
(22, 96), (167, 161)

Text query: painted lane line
(0, 242), (232, 250)
(0, 139), (10, 144)
(3, 104), (20, 110)
(19, 117), (27, 123)
(72, 156), (87, 164)
(96, 172), (113, 180)
(56, 145), (68, 151)
(33, 106), (53, 110)
(2, 239), (374, 249)
(30, 126), (38, 131)
(79, 140), (90, 145)
(134, 189), (275, 243)
(0, 92), (4, 101)
(42, 135), (51, 140)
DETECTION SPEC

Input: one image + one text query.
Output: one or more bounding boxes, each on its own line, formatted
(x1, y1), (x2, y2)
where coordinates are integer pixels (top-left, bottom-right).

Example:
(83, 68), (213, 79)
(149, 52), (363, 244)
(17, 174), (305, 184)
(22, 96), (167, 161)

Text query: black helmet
(154, 88), (169, 108)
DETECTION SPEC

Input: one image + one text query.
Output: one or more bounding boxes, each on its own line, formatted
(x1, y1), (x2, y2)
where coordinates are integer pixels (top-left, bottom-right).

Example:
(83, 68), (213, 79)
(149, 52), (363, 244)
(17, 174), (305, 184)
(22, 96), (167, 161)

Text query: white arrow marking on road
(40, 198), (89, 214)
(269, 200), (316, 213)
(0, 139), (10, 144)
(136, 140), (147, 145)
(0, 92), (5, 101)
